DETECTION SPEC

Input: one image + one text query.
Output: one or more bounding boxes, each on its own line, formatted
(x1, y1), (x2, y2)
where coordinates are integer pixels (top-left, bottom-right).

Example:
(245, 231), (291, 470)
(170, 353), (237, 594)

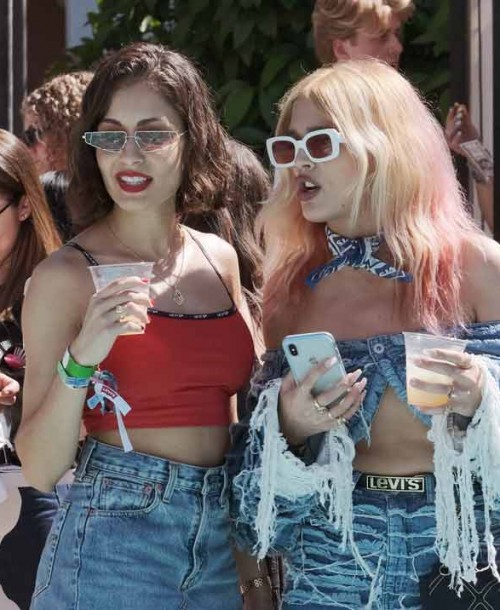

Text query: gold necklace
(105, 218), (186, 306)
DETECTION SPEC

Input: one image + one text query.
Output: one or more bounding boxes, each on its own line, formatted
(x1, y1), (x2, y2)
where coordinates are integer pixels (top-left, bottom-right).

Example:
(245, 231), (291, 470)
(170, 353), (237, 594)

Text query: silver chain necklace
(105, 218), (186, 306)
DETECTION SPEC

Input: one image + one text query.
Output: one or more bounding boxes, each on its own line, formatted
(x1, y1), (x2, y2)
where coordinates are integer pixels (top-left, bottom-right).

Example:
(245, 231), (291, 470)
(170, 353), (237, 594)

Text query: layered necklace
(106, 219), (186, 306)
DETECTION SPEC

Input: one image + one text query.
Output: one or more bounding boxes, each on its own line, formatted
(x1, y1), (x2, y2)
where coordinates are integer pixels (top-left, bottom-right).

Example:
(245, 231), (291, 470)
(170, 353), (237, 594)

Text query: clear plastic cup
(403, 332), (468, 408)
(88, 262), (154, 335)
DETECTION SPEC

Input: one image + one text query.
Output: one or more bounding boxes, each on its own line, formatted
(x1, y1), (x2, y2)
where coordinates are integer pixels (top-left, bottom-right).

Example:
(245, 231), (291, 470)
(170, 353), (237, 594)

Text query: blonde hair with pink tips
(260, 60), (483, 332)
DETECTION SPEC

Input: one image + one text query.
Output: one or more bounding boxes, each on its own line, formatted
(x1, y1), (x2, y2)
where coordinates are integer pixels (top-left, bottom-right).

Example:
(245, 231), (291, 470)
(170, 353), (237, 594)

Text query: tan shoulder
(461, 235), (500, 322)
(184, 226), (239, 278)
(29, 245), (92, 291)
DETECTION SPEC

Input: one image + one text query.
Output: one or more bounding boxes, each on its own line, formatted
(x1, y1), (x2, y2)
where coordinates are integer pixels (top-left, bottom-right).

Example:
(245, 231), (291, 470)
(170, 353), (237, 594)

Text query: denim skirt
(282, 473), (500, 610)
(30, 438), (242, 610)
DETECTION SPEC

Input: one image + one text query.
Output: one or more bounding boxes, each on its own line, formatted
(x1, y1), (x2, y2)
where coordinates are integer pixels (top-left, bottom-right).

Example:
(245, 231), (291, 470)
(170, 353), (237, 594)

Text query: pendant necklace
(106, 219), (186, 306)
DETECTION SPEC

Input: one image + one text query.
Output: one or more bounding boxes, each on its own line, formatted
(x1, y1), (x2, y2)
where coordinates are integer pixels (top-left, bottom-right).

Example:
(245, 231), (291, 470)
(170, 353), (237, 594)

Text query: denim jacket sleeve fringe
(232, 378), (371, 576)
(429, 355), (500, 592)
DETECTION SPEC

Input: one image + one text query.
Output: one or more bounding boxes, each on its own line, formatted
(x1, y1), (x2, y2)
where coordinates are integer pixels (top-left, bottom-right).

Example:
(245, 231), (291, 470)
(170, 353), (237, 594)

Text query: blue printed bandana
(306, 226), (413, 287)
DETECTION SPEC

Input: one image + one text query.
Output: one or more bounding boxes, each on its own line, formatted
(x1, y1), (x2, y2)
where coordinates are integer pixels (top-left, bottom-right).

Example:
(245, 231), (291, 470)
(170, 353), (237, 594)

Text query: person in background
(21, 72), (93, 175)
(183, 137), (268, 349)
(445, 102), (494, 231)
(17, 43), (269, 610)
(0, 129), (62, 610)
(312, 0), (494, 233)
(40, 171), (72, 242)
(230, 60), (500, 609)
(312, 0), (414, 68)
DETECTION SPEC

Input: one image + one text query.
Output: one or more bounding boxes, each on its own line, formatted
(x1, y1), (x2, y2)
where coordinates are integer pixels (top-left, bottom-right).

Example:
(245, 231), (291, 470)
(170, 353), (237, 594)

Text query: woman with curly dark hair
(17, 43), (260, 609)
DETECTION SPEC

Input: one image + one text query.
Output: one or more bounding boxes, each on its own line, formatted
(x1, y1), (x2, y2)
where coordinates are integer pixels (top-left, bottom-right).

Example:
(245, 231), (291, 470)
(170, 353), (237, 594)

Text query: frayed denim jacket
(228, 321), (500, 590)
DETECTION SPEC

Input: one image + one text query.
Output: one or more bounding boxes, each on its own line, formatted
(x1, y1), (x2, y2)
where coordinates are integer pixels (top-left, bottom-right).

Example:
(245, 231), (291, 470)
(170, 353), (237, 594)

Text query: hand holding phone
(278, 332), (366, 446)
(282, 332), (346, 397)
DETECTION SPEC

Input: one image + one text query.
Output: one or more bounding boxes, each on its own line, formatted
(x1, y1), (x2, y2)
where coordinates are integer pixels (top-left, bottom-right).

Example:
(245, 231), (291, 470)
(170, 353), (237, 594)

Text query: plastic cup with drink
(89, 262), (154, 335)
(403, 332), (468, 408)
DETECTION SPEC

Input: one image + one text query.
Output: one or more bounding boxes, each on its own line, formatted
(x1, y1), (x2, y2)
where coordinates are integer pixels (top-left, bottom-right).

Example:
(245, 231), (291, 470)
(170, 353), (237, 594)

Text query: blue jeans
(281, 474), (500, 610)
(0, 473), (69, 610)
(31, 438), (242, 610)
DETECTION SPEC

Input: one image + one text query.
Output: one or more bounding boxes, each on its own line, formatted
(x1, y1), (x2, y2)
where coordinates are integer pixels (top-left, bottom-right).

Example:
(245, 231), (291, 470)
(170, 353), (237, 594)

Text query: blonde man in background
(312, 0), (414, 67)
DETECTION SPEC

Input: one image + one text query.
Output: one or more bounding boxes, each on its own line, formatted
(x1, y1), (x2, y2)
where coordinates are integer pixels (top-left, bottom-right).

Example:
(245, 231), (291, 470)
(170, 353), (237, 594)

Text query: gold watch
(239, 575), (271, 596)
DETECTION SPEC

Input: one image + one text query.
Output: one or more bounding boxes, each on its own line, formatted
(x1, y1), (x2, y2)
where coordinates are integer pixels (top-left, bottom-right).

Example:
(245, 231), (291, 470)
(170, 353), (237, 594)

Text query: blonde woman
(230, 60), (500, 609)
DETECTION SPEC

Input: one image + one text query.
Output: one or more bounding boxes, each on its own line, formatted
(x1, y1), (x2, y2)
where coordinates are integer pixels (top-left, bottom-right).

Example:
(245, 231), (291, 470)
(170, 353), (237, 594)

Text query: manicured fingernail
(349, 369), (363, 383)
(141, 278), (150, 283)
(355, 378), (367, 390)
(325, 357), (338, 368)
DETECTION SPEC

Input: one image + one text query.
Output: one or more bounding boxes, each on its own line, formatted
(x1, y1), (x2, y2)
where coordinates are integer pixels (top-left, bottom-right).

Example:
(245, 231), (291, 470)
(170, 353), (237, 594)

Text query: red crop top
(68, 237), (255, 434)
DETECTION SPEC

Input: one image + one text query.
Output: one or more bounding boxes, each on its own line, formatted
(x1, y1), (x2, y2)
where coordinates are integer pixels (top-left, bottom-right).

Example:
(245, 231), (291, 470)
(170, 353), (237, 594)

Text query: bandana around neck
(305, 226), (413, 288)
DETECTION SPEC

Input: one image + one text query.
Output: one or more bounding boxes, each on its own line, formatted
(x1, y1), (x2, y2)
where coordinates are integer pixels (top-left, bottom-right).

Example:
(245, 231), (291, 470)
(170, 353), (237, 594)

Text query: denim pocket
(93, 473), (157, 516)
(32, 501), (70, 598)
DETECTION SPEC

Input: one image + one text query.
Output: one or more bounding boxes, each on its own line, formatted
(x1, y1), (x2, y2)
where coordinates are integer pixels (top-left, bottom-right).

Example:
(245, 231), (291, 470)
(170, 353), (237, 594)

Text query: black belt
(357, 473), (427, 493)
(0, 445), (21, 466)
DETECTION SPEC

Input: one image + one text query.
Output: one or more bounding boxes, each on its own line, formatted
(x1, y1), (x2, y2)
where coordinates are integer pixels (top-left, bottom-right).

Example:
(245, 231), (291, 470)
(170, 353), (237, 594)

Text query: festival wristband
(57, 361), (94, 389)
(61, 347), (97, 379)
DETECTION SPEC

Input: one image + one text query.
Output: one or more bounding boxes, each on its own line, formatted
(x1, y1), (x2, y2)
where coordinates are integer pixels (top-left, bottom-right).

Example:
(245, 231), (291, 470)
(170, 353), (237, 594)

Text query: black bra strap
(184, 227), (235, 305)
(66, 242), (100, 266)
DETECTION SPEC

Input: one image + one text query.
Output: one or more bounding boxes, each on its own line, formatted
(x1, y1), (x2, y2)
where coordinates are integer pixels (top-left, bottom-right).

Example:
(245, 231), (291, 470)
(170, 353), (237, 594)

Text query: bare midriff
(353, 386), (434, 475)
(91, 426), (231, 467)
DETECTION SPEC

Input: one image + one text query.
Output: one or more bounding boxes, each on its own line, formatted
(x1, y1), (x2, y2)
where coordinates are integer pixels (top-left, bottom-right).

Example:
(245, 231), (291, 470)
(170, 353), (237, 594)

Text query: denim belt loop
(424, 473), (437, 504)
(74, 438), (96, 479)
(162, 462), (177, 503)
(219, 466), (229, 508)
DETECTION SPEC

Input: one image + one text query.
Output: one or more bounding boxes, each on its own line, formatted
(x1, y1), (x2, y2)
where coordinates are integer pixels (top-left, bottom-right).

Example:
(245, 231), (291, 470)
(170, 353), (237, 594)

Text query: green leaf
(217, 79), (247, 100)
(260, 44), (298, 88)
(223, 54), (239, 81)
(287, 58), (306, 82)
(239, 37), (255, 67)
(224, 85), (255, 130)
(232, 126), (268, 146)
(188, 0), (210, 15)
(233, 19), (254, 49)
(419, 69), (450, 93)
(257, 11), (277, 38)
(144, 0), (157, 12)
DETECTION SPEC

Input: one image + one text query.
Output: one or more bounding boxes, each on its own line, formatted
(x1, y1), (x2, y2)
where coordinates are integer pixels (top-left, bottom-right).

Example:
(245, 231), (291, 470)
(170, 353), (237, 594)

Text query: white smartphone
(282, 331), (346, 397)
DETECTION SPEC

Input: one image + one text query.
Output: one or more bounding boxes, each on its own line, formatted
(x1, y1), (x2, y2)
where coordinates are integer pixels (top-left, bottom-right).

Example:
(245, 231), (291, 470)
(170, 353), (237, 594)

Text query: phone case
(282, 331), (346, 396)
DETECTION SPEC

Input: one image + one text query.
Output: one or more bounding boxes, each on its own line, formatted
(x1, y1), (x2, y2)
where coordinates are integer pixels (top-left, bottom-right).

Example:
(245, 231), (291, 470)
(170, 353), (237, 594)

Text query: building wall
(65, 0), (97, 48)
(469, 0), (493, 231)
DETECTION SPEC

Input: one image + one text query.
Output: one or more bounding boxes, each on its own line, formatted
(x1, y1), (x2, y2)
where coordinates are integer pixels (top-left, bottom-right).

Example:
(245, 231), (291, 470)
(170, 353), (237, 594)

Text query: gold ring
(312, 397), (327, 414)
(336, 416), (348, 427)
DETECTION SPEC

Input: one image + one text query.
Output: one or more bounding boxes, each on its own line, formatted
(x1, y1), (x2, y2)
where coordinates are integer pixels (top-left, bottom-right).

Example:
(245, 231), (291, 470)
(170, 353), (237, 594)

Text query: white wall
(65, 0), (97, 48)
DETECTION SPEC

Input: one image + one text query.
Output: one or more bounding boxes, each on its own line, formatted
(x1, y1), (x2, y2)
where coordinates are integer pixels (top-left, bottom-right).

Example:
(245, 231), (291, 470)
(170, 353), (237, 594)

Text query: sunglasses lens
(135, 131), (177, 152)
(271, 140), (295, 166)
(87, 132), (125, 152)
(23, 127), (39, 147)
(306, 133), (334, 160)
